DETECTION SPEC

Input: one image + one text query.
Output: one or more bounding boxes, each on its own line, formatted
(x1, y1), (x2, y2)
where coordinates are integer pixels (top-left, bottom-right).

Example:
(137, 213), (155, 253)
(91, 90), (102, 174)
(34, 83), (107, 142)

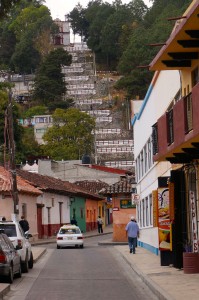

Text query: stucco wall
(134, 70), (181, 156)
(0, 193), (38, 238)
(37, 192), (70, 226)
(112, 197), (136, 242)
(133, 70), (180, 252)
(38, 160), (121, 184)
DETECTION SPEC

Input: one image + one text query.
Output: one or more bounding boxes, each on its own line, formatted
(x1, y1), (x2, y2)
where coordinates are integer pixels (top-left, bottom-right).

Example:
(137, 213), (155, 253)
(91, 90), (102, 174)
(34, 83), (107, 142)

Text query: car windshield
(59, 228), (81, 234)
(0, 224), (17, 237)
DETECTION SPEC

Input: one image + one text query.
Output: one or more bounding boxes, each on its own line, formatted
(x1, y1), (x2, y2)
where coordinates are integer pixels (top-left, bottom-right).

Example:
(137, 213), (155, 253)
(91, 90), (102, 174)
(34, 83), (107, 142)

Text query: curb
(98, 241), (128, 246)
(33, 248), (47, 263)
(0, 284), (10, 300)
(120, 252), (174, 300)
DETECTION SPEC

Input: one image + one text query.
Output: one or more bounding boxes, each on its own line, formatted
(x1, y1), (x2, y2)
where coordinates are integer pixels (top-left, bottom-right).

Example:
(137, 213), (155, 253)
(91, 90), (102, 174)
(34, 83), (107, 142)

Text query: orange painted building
(101, 175), (136, 242)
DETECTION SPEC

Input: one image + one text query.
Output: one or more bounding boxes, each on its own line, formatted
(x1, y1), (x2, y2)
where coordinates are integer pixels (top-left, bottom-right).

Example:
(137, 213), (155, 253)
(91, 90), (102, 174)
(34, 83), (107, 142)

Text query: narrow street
(4, 235), (157, 300)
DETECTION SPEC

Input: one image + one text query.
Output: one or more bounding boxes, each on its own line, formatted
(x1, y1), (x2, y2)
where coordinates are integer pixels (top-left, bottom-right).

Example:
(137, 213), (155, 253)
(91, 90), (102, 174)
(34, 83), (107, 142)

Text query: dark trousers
(98, 224), (103, 233)
(128, 237), (137, 253)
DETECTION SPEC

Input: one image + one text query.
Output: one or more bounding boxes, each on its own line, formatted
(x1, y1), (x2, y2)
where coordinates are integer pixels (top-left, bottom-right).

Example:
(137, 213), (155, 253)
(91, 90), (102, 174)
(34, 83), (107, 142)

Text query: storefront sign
(152, 190), (158, 227)
(158, 187), (171, 251)
(169, 182), (175, 221)
(113, 207), (119, 211)
(120, 199), (135, 209)
(189, 191), (198, 253)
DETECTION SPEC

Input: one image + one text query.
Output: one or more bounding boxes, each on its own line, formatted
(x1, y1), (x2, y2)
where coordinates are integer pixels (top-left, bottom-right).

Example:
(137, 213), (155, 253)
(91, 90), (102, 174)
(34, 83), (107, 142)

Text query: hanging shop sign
(158, 187), (172, 251)
(120, 199), (136, 209)
(169, 182), (175, 221)
(131, 193), (140, 207)
(189, 191), (198, 253)
(152, 190), (158, 227)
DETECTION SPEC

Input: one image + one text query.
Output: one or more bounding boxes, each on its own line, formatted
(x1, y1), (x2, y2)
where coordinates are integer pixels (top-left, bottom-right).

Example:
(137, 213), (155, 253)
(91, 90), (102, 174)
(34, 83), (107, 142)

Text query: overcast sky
(44, 0), (152, 20)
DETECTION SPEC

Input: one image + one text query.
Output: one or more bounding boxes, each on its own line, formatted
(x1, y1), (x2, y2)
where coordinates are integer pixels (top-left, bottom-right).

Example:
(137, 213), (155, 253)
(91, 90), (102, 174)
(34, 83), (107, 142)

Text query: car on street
(0, 221), (33, 273)
(56, 225), (84, 249)
(0, 233), (21, 283)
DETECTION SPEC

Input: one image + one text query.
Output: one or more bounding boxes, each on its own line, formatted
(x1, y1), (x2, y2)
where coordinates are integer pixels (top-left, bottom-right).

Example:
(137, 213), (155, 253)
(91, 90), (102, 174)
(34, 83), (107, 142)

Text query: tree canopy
(33, 48), (72, 104)
(0, 1), (56, 73)
(42, 108), (95, 161)
(69, 0), (191, 98)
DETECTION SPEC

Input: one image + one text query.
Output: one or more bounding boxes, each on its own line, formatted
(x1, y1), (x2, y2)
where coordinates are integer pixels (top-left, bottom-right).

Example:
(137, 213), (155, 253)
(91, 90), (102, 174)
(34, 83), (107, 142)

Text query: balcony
(153, 82), (199, 163)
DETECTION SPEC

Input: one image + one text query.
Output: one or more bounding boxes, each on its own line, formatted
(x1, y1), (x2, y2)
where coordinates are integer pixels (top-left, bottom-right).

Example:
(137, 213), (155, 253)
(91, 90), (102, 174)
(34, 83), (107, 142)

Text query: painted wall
(0, 193), (38, 238)
(70, 197), (86, 233)
(134, 70), (181, 156)
(37, 192), (70, 238)
(112, 196), (136, 242)
(133, 70), (180, 253)
(85, 199), (98, 231)
(38, 160), (122, 184)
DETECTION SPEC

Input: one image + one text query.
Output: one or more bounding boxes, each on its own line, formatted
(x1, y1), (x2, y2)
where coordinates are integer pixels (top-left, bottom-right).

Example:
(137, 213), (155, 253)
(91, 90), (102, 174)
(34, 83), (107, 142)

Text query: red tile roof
(0, 166), (42, 195)
(17, 169), (103, 200)
(78, 164), (132, 175)
(75, 180), (109, 194)
(101, 176), (133, 194)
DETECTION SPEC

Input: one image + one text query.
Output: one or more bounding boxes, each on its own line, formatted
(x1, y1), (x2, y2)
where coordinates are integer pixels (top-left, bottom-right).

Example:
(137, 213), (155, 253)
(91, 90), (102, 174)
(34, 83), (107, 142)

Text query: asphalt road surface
(4, 234), (158, 300)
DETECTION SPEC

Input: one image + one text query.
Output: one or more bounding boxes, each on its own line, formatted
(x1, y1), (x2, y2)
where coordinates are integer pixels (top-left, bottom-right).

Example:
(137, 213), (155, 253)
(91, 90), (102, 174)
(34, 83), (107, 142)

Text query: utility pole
(6, 75), (19, 215)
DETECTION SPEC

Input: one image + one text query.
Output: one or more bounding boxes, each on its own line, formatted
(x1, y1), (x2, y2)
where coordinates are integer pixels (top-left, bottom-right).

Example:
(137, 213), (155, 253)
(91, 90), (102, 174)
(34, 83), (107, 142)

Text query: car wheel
(28, 252), (33, 269)
(22, 254), (29, 273)
(7, 265), (14, 284)
(57, 245), (60, 249)
(80, 244), (84, 249)
(16, 263), (22, 278)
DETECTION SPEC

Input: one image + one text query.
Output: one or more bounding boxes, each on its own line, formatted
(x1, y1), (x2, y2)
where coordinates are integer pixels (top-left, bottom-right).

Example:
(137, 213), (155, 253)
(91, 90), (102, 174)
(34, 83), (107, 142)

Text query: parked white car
(0, 221), (33, 273)
(56, 225), (84, 249)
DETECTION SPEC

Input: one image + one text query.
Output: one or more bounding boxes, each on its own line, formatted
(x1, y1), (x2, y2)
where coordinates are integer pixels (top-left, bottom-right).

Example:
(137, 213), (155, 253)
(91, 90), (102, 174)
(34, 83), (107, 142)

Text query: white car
(0, 221), (33, 273)
(57, 225), (84, 249)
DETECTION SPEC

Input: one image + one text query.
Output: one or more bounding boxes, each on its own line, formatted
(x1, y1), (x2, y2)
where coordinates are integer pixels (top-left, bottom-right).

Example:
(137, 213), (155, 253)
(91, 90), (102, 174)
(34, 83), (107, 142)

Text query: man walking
(19, 216), (29, 233)
(97, 216), (103, 233)
(125, 216), (139, 254)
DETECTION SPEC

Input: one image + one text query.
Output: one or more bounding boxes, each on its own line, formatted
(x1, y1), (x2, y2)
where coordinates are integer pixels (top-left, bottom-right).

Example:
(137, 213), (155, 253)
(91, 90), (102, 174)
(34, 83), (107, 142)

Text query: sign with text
(189, 191), (198, 253)
(120, 199), (136, 209)
(158, 187), (171, 251)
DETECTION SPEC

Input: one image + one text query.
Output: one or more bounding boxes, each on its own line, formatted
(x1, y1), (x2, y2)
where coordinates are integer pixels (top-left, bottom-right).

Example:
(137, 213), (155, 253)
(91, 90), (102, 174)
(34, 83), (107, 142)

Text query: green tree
(42, 108), (95, 160)
(33, 48), (72, 104)
(0, 87), (24, 163)
(116, 0), (190, 98)
(68, 4), (89, 40)
(23, 105), (48, 118)
(8, 4), (56, 73)
(0, 0), (20, 18)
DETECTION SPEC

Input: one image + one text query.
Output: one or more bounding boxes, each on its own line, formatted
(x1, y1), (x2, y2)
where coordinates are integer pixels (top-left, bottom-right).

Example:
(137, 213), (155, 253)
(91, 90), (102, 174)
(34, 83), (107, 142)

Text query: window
(135, 135), (154, 182)
(152, 123), (158, 155)
(167, 109), (174, 145)
(192, 67), (199, 87)
(142, 199), (145, 227)
(146, 197), (149, 226)
(149, 194), (153, 226)
(137, 194), (153, 229)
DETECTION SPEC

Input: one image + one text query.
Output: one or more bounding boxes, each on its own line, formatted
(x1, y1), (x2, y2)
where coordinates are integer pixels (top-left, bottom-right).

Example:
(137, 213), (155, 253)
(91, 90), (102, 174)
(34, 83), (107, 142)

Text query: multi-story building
(136, 0), (199, 271)
(53, 16), (70, 46)
(133, 70), (180, 256)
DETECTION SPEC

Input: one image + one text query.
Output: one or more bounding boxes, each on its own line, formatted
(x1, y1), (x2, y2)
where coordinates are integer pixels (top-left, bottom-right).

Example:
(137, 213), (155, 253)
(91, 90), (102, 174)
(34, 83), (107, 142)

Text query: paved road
(4, 235), (158, 300)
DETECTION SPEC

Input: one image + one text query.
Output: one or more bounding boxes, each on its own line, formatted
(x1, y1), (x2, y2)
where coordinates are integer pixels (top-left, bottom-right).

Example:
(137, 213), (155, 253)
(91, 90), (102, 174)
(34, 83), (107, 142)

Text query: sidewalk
(1, 226), (199, 300)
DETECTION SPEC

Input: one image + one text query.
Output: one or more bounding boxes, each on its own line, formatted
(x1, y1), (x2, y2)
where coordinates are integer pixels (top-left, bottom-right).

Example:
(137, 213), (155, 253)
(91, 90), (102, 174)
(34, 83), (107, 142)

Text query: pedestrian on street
(97, 216), (103, 233)
(71, 216), (77, 226)
(19, 216), (29, 233)
(125, 216), (139, 254)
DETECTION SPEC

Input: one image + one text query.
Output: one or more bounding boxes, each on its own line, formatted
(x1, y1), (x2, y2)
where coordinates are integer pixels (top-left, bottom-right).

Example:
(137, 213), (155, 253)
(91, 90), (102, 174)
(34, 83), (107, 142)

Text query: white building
(133, 70), (181, 255)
